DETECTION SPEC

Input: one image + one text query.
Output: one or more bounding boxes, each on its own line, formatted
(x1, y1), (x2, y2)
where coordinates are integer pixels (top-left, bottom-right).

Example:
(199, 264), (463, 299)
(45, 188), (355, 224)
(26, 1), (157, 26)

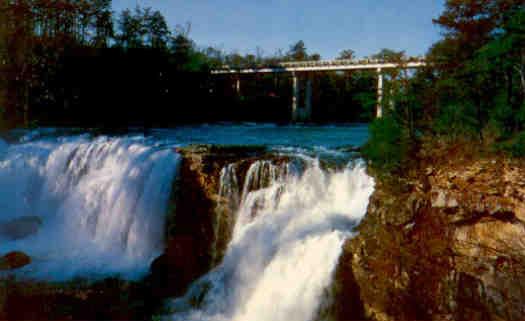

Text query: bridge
(212, 58), (427, 121)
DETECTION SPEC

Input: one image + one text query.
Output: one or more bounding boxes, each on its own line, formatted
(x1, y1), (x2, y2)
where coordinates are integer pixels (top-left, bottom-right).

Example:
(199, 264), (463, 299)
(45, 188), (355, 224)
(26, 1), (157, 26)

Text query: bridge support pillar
(291, 72), (313, 122)
(292, 73), (299, 122)
(305, 74), (313, 121)
(376, 68), (383, 118)
(235, 77), (241, 96)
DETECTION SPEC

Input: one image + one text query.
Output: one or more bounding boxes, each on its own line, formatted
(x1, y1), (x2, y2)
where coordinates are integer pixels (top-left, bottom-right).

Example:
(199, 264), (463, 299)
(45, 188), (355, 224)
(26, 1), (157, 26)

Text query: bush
(362, 116), (406, 171)
(433, 103), (478, 141)
(487, 94), (514, 139)
(499, 131), (525, 157)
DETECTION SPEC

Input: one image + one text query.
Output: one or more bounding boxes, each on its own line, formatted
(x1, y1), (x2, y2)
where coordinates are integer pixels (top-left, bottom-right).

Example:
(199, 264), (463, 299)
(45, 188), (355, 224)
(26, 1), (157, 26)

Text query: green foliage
(497, 132), (525, 157)
(337, 49), (355, 60)
(433, 103), (478, 141)
(362, 116), (406, 171)
(286, 40), (308, 61)
(371, 48), (405, 62)
(423, 1), (525, 153)
(517, 102), (525, 128)
(117, 6), (171, 49)
(355, 92), (376, 120)
(487, 93), (514, 138)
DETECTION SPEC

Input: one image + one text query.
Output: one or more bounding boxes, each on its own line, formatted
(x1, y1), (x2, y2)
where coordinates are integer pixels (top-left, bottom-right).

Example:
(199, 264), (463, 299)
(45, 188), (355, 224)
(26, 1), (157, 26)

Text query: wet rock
(315, 243), (366, 321)
(0, 216), (42, 240)
(150, 236), (201, 298)
(0, 277), (152, 320)
(0, 251), (31, 270)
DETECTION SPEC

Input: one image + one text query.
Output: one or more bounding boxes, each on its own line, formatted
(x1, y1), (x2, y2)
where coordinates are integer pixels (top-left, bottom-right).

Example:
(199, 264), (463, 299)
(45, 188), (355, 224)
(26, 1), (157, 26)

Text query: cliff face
(338, 156), (525, 321)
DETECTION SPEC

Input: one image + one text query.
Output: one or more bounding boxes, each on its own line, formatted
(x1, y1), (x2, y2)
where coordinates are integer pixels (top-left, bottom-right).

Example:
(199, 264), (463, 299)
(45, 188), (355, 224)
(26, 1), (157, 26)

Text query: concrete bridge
(212, 58), (427, 121)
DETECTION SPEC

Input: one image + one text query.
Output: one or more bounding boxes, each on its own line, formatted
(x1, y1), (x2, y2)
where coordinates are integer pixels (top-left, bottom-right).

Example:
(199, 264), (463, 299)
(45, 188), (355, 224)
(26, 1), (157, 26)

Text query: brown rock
(0, 251), (31, 270)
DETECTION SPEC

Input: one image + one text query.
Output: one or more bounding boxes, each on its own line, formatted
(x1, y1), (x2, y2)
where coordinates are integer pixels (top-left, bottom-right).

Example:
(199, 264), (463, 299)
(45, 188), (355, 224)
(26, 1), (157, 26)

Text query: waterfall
(0, 135), (180, 281)
(240, 160), (289, 202)
(212, 163), (241, 264)
(169, 160), (375, 321)
(218, 164), (241, 211)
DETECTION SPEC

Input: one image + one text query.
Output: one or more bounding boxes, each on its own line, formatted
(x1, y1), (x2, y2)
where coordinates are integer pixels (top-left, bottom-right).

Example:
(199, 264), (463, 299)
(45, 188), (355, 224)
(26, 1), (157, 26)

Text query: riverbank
(334, 141), (525, 321)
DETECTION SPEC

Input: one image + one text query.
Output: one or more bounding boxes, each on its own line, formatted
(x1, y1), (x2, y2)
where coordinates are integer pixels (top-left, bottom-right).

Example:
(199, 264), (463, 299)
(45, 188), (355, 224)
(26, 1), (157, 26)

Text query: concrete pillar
(389, 86), (395, 110)
(235, 77), (241, 96)
(292, 72), (299, 122)
(304, 73), (313, 121)
(376, 68), (383, 118)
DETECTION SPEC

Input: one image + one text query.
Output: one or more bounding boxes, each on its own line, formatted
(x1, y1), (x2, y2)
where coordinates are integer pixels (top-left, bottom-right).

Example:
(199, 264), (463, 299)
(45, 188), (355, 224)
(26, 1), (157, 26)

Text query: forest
(0, 1), (383, 129)
(363, 0), (525, 170)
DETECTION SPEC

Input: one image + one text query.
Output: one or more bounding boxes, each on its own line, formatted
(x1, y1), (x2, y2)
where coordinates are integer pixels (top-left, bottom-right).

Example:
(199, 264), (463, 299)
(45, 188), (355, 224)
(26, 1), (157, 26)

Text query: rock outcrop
(150, 145), (290, 298)
(336, 156), (525, 321)
(0, 251), (31, 270)
(0, 277), (152, 320)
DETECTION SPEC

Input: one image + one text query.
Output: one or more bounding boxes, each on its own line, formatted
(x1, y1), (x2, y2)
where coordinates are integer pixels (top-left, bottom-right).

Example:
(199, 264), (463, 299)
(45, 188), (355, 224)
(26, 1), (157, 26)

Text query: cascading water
(169, 159), (375, 321)
(234, 160), (292, 236)
(240, 160), (290, 201)
(218, 164), (241, 211)
(0, 134), (180, 281)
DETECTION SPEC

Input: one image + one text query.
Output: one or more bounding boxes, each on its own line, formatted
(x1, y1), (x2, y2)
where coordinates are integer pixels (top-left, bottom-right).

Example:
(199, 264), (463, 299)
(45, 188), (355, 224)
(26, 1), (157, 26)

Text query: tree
(372, 48), (405, 62)
(286, 40), (308, 61)
(117, 7), (146, 48)
(337, 49), (355, 60)
(224, 52), (244, 68)
(146, 9), (170, 49)
(433, 0), (524, 60)
(429, 0), (525, 140)
(202, 46), (224, 68)
(0, 1), (8, 129)
(92, 0), (113, 48)
(310, 53), (321, 61)
(2, 0), (35, 126)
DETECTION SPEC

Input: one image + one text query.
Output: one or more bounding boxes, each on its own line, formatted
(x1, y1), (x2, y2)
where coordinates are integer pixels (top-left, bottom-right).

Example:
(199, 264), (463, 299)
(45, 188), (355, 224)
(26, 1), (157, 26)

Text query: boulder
(0, 251), (31, 270)
(0, 216), (42, 240)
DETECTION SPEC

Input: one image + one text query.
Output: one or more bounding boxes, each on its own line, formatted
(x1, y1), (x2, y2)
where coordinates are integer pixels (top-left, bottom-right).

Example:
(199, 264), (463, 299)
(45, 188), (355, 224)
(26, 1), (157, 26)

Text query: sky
(112, 0), (445, 60)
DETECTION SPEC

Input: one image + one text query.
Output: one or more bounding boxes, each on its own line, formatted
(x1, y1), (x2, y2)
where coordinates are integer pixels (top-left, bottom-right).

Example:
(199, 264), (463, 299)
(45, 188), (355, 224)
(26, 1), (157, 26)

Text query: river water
(0, 123), (373, 321)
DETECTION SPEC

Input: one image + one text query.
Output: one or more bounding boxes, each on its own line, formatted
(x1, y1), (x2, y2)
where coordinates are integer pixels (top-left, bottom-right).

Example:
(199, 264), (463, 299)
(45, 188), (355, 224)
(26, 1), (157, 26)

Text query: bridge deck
(211, 59), (426, 74)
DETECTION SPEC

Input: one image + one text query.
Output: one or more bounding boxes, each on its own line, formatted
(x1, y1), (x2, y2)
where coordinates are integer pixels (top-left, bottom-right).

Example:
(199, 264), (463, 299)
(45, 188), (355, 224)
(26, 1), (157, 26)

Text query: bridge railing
(217, 57), (425, 70)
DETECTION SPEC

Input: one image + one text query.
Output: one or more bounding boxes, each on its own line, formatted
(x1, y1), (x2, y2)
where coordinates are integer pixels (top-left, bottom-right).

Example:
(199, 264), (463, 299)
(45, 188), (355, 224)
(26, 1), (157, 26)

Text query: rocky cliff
(336, 154), (525, 321)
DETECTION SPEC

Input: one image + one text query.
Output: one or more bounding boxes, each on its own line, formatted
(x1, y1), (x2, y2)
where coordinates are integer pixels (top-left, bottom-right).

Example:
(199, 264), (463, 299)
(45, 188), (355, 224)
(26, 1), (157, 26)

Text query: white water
(0, 135), (180, 280)
(218, 164), (241, 212)
(169, 160), (375, 321)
